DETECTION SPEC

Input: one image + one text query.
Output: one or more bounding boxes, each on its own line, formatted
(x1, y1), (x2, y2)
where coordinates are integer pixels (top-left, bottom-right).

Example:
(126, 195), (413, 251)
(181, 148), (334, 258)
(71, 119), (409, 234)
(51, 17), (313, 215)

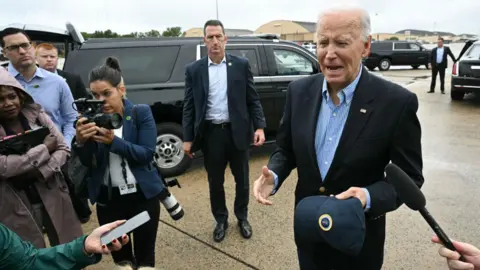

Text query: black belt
(206, 120), (231, 129)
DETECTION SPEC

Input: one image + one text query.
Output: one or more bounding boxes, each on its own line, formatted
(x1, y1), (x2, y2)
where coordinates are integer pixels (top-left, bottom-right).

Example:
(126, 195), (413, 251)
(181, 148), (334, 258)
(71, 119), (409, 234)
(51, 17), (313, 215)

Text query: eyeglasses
(4, 42), (32, 52)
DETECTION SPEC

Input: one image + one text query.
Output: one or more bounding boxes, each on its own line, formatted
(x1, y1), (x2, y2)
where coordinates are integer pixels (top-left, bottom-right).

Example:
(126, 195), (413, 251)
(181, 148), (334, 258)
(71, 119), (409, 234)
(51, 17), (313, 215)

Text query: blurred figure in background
(35, 43), (91, 100)
(428, 37), (456, 94)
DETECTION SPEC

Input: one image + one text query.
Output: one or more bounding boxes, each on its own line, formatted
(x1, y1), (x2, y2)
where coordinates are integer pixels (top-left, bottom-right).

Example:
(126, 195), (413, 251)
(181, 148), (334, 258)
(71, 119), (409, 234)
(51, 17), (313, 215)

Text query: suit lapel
(121, 101), (134, 143)
(226, 54), (233, 95)
(323, 68), (376, 184)
(201, 57), (209, 95)
(305, 75), (324, 180)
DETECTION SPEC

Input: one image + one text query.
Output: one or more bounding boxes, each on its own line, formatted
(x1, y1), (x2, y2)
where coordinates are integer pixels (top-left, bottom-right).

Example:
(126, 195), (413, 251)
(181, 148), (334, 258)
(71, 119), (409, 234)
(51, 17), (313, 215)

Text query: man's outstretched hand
(253, 166), (275, 205)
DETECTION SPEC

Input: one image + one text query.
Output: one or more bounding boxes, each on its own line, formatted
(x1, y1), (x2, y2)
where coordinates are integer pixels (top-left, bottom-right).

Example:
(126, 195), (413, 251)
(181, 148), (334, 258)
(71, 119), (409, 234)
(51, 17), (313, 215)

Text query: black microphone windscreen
(385, 163), (426, 211)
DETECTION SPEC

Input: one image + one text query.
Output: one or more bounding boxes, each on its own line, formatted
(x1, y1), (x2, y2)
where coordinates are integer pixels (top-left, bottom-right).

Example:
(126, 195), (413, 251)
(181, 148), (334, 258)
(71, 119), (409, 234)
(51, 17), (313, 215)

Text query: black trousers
(96, 185), (160, 267)
(430, 65), (446, 91)
(201, 123), (250, 224)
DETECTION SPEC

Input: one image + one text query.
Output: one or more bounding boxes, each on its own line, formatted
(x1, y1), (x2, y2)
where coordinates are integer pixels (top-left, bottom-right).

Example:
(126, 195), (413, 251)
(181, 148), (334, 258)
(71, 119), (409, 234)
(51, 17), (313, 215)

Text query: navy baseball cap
(294, 195), (366, 256)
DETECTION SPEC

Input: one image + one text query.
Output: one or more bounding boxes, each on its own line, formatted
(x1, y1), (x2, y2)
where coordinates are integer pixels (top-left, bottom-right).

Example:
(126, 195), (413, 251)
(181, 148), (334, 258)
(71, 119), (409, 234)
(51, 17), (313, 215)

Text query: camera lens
(110, 113), (123, 129)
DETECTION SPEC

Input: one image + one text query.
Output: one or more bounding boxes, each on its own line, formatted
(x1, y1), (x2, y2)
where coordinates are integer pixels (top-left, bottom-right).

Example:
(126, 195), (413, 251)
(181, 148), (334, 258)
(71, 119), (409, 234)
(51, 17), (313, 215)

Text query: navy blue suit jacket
(72, 99), (164, 204)
(182, 53), (266, 152)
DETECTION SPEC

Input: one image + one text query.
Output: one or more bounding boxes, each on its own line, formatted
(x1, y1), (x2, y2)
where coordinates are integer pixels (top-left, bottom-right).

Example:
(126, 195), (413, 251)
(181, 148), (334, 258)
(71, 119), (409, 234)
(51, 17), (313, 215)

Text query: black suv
(363, 40), (431, 71)
(450, 39), (480, 100)
(6, 24), (320, 177)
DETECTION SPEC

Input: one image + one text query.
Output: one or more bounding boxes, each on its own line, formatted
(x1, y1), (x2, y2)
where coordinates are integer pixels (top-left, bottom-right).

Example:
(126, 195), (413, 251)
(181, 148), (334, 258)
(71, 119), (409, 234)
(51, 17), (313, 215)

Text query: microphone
(385, 163), (466, 262)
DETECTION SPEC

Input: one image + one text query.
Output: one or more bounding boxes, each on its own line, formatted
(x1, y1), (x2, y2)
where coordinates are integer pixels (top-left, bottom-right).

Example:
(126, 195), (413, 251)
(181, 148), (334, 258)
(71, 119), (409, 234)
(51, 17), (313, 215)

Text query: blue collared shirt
(272, 66), (371, 211)
(8, 64), (77, 146)
(436, 47), (444, 64)
(205, 56), (229, 123)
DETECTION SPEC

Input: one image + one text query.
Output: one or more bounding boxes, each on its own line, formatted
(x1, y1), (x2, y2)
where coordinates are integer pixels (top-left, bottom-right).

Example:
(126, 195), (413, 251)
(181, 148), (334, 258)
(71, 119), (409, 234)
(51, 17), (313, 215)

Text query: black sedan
(451, 39), (480, 100)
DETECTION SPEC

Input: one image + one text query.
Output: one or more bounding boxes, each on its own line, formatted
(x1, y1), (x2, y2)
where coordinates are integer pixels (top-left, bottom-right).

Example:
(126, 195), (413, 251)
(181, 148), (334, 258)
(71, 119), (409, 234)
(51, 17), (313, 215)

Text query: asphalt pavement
(78, 43), (479, 270)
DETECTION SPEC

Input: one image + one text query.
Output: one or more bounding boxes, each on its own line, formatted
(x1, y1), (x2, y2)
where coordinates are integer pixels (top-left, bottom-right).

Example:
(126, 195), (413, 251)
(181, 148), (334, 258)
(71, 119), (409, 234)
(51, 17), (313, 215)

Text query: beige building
(183, 27), (253, 37)
(255, 20), (316, 42)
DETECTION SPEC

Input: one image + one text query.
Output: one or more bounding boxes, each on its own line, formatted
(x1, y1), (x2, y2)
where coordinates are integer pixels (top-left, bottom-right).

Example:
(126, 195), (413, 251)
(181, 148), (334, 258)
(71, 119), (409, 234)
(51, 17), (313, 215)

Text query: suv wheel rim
(155, 134), (185, 169)
(381, 61), (389, 69)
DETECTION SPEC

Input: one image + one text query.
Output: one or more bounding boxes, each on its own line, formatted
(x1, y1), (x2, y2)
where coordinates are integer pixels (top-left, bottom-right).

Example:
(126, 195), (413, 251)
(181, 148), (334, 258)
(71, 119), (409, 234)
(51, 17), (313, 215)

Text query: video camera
(0, 127), (50, 155)
(73, 98), (123, 129)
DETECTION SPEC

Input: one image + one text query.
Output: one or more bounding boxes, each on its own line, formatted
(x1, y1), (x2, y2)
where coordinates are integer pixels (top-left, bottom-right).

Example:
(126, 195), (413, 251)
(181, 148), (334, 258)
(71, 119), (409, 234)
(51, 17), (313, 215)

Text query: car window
(371, 42), (393, 51)
(68, 46), (180, 85)
(466, 44), (480, 58)
(226, 48), (260, 76)
(273, 49), (314, 75)
(394, 43), (410, 50)
(409, 43), (421, 50)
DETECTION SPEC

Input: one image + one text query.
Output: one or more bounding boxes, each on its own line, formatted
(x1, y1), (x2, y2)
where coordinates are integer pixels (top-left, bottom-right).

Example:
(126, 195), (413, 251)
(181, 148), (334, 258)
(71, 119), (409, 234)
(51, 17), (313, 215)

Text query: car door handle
(280, 88), (288, 92)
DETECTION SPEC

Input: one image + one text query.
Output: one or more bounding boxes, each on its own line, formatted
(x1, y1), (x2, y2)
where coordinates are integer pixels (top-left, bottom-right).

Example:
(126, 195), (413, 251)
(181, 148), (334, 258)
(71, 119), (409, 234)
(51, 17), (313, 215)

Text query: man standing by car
(0, 28), (77, 146)
(35, 43), (91, 100)
(182, 19), (266, 243)
(429, 37), (456, 94)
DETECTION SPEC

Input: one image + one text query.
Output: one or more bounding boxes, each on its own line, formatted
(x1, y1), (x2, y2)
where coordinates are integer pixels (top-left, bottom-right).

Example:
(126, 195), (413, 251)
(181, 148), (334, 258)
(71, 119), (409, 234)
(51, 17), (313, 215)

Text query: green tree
(162, 27), (182, 37)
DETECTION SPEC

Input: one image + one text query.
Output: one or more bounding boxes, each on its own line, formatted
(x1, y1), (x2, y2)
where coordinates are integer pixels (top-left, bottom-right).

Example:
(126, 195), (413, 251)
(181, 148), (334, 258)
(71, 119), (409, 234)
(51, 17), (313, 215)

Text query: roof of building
(292, 21), (316, 33)
(225, 28), (254, 36)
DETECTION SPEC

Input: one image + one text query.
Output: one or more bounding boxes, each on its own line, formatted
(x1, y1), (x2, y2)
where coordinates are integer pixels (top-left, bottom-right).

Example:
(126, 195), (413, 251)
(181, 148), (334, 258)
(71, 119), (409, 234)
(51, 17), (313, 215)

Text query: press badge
(119, 183), (137, 195)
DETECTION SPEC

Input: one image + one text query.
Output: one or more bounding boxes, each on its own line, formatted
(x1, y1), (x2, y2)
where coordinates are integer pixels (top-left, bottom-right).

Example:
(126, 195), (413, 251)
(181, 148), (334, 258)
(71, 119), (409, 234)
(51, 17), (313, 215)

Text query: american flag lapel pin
(360, 108), (367, 113)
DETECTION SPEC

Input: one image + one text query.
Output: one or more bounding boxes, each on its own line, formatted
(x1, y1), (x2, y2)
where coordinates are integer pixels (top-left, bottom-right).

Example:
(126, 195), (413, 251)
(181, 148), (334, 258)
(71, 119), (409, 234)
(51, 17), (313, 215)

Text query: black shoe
(441, 90), (445, 94)
(213, 221), (228, 242)
(427, 90), (434, 93)
(238, 220), (252, 239)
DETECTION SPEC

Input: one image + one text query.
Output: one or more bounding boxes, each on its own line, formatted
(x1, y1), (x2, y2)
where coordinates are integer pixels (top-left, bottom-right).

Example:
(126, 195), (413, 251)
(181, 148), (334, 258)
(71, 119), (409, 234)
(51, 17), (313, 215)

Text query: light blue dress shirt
(271, 67), (371, 211)
(205, 56), (229, 123)
(436, 47), (444, 64)
(8, 64), (77, 146)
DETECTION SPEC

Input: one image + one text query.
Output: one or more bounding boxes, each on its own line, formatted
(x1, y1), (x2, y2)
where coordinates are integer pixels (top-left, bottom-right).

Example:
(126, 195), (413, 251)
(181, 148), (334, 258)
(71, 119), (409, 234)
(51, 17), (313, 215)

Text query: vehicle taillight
(452, 63), (457, 75)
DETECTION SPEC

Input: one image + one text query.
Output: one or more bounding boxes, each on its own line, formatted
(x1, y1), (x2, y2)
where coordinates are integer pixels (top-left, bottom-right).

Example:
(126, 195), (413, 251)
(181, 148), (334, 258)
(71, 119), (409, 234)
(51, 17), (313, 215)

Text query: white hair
(316, 6), (371, 42)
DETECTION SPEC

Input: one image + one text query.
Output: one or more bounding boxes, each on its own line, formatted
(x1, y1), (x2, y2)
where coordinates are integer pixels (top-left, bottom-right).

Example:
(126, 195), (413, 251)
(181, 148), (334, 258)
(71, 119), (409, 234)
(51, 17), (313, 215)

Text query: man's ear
(362, 35), (372, 58)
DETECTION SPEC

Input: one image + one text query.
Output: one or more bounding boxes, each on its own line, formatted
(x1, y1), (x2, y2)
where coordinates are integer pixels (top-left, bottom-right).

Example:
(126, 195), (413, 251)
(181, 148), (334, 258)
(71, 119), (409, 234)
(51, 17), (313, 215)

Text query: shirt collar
(322, 65), (363, 105)
(208, 55), (226, 66)
(7, 62), (45, 79)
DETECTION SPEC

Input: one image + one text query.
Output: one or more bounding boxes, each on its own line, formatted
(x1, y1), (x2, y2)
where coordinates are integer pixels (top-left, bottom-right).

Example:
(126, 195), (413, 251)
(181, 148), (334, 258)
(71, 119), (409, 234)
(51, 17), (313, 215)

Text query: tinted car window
(371, 42), (392, 50)
(273, 49), (314, 75)
(226, 49), (260, 76)
(69, 46), (180, 85)
(394, 43), (410, 50)
(409, 43), (421, 50)
(467, 44), (480, 58)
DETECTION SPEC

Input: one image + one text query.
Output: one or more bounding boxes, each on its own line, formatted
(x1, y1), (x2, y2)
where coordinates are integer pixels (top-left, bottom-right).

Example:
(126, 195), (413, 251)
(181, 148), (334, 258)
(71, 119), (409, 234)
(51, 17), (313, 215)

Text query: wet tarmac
(83, 43), (480, 270)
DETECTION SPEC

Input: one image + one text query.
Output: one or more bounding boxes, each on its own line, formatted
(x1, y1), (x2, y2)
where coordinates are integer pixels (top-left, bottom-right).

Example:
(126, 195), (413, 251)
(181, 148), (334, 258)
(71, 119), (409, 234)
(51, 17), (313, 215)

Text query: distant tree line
(80, 27), (184, 39)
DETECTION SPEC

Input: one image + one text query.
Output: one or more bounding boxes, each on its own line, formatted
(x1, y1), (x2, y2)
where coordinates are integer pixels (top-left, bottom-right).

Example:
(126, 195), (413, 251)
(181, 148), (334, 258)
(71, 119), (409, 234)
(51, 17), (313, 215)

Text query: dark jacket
(56, 69), (92, 100)
(72, 99), (164, 204)
(0, 223), (101, 269)
(267, 68), (424, 269)
(430, 46), (456, 69)
(182, 53), (266, 152)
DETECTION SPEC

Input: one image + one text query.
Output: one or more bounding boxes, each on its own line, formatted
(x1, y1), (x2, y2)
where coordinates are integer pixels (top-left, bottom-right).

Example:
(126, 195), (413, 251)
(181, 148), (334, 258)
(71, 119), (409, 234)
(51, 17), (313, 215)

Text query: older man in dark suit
(253, 7), (424, 270)
(182, 20), (266, 242)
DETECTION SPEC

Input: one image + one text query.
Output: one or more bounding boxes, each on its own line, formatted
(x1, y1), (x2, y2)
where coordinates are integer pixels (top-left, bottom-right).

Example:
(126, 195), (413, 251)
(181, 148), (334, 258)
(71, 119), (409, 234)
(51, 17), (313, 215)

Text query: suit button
(33, 161), (39, 166)
(319, 187), (326, 193)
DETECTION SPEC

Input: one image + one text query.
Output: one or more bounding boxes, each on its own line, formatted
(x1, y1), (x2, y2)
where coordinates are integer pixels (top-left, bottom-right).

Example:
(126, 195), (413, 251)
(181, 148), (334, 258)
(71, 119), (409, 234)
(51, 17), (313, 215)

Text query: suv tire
(154, 122), (192, 177)
(378, 58), (391, 71)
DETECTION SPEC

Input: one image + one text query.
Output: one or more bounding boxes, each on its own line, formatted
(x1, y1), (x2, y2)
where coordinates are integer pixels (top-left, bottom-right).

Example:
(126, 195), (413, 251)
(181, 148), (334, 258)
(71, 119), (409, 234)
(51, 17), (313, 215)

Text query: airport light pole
(216, 0), (219, 20)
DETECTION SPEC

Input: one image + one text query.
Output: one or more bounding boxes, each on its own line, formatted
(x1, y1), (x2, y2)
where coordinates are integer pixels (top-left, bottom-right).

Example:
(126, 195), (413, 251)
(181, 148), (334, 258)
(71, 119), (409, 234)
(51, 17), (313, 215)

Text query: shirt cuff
(362, 188), (371, 212)
(270, 170), (279, 195)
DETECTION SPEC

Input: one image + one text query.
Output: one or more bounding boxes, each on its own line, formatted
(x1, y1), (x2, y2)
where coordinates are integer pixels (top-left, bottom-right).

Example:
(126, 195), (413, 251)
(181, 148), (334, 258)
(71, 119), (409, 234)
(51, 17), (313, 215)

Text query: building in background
(255, 20), (316, 43)
(183, 28), (253, 37)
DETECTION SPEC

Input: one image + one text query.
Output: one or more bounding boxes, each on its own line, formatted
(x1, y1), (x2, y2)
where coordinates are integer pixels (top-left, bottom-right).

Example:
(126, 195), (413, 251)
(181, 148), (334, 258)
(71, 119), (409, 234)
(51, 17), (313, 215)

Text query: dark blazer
(182, 53), (266, 152)
(72, 99), (164, 204)
(56, 69), (92, 100)
(267, 68), (424, 269)
(430, 47), (456, 69)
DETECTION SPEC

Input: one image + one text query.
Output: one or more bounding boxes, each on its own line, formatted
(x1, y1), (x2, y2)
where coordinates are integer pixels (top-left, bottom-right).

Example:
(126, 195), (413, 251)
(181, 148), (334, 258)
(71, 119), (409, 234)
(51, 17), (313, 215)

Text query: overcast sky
(1, 0), (479, 35)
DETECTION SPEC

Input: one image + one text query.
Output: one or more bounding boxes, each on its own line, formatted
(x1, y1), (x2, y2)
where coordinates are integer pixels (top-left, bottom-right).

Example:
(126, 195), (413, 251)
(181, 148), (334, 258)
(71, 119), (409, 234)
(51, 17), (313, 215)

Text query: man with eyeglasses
(0, 27), (77, 147)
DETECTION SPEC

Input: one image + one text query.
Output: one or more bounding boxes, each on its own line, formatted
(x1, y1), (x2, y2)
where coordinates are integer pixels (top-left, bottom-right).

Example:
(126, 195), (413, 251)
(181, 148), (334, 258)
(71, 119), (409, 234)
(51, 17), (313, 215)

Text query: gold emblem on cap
(319, 214), (333, 231)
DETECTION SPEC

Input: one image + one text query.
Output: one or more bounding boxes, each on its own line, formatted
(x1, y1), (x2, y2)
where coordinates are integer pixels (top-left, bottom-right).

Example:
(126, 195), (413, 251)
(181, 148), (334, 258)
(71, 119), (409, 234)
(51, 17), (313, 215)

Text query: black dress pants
(96, 185), (160, 267)
(430, 65), (446, 91)
(201, 123), (250, 224)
